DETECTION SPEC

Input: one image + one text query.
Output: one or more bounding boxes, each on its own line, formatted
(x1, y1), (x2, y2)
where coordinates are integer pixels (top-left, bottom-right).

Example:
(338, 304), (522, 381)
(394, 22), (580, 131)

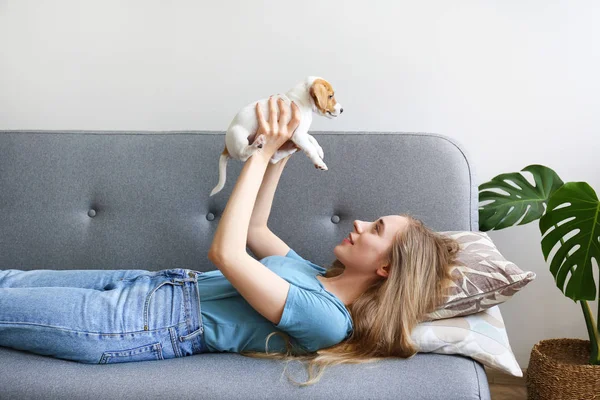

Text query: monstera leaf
(539, 182), (600, 302)
(479, 165), (564, 231)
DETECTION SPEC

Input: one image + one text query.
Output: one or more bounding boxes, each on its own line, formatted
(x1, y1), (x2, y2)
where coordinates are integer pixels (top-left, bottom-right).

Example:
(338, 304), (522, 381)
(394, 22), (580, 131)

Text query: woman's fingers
(277, 98), (290, 131)
(255, 102), (268, 133)
(287, 101), (301, 133)
(256, 96), (300, 144)
(268, 96), (278, 130)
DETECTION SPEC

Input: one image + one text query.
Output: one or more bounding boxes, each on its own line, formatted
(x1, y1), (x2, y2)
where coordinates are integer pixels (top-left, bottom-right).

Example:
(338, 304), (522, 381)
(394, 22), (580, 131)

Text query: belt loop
(179, 327), (203, 342)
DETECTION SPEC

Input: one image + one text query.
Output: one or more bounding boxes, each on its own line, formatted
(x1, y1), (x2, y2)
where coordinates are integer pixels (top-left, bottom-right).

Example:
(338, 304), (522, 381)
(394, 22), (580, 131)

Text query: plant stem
(580, 300), (599, 364)
(556, 226), (600, 364)
(597, 273), (600, 363)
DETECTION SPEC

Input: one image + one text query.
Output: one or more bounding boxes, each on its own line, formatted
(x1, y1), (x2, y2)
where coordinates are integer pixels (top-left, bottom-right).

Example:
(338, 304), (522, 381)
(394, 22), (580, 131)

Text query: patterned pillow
(425, 230), (536, 320)
(412, 305), (522, 376)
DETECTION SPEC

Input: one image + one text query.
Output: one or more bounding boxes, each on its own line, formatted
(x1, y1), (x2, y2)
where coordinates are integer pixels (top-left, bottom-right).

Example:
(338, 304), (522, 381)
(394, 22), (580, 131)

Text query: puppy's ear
(310, 81), (329, 112)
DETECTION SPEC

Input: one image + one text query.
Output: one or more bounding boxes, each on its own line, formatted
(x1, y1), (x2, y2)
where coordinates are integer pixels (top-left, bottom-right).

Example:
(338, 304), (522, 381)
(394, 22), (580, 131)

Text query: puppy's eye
(329, 95), (333, 99)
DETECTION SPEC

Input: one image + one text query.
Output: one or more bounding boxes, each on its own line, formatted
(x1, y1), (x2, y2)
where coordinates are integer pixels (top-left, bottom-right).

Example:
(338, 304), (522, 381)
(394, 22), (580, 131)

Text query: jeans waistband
(168, 269), (207, 354)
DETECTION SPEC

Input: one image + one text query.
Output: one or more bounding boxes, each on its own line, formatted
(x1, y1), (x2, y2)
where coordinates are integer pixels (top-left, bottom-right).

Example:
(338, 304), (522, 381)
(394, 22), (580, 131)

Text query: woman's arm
(247, 154), (294, 260)
(249, 155), (291, 229)
(209, 96), (300, 261)
(207, 148), (292, 326)
(209, 152), (271, 259)
(205, 97), (300, 325)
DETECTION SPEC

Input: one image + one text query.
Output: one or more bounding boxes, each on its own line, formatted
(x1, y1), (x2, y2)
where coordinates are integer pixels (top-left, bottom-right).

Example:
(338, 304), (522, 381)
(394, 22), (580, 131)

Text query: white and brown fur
(209, 76), (343, 197)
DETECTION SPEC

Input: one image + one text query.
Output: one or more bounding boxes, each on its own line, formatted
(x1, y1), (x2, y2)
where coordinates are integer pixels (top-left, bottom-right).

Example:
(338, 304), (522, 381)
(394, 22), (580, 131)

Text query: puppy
(209, 76), (343, 197)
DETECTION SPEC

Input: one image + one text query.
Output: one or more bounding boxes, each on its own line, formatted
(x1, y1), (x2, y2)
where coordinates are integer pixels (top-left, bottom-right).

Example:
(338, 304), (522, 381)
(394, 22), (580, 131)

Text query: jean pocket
(143, 280), (182, 331)
(99, 342), (164, 364)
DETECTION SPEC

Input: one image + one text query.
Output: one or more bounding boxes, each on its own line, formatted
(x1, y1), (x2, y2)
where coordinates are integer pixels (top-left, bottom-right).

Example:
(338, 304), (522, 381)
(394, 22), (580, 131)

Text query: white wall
(1, 0), (598, 369)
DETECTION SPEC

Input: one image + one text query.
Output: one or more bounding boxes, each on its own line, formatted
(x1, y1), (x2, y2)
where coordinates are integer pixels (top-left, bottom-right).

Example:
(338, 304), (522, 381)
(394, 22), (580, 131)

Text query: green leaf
(539, 182), (600, 302)
(478, 165), (564, 231)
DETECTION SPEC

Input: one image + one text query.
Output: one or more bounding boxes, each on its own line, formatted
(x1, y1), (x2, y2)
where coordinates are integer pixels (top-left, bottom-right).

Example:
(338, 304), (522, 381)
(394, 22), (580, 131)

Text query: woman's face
(334, 215), (409, 278)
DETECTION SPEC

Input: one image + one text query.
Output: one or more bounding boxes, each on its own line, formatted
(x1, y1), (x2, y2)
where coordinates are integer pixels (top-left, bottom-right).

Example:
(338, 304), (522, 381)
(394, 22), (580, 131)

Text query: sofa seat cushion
(0, 347), (490, 399)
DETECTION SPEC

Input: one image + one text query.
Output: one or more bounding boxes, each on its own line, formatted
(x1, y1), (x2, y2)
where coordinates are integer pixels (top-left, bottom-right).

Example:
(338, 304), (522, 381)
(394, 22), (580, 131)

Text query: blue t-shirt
(196, 248), (353, 353)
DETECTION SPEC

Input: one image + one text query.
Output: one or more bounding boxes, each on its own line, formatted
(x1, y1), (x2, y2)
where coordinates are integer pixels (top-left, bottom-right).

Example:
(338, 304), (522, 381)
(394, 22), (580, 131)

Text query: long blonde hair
(239, 214), (460, 386)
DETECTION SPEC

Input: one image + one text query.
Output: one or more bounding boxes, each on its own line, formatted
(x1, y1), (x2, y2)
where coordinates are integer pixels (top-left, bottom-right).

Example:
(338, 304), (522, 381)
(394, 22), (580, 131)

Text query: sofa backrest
(0, 131), (477, 271)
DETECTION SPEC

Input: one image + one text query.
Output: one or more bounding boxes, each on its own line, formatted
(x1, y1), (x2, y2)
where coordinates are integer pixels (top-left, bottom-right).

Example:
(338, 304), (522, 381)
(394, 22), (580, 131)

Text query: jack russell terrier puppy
(209, 76), (343, 197)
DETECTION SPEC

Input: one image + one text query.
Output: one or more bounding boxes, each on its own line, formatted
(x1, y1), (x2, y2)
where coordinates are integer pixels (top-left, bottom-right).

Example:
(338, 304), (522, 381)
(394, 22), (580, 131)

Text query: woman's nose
(354, 220), (362, 233)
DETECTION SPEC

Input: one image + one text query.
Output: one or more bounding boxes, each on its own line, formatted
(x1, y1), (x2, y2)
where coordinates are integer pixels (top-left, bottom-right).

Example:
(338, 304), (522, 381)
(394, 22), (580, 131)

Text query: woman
(0, 97), (461, 387)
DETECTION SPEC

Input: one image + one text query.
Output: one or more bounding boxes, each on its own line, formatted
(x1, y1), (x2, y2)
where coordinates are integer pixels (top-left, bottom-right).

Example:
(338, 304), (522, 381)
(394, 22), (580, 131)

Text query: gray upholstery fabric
(0, 130), (489, 399)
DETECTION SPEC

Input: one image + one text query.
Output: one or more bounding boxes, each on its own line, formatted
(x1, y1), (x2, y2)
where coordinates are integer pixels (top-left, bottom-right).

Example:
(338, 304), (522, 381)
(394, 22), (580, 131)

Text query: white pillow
(412, 305), (522, 376)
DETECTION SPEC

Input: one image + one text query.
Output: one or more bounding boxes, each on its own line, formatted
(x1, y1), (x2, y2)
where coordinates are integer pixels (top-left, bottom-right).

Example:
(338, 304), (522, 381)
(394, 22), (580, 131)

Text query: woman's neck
(317, 273), (377, 306)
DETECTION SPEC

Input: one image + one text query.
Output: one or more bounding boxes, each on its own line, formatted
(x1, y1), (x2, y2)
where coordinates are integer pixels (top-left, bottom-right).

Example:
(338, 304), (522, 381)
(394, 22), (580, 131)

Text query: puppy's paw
(253, 134), (266, 149)
(314, 162), (328, 171)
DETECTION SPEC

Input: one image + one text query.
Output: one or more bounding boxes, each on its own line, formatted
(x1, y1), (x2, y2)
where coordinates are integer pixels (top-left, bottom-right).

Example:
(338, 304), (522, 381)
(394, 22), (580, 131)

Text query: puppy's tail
(209, 146), (230, 197)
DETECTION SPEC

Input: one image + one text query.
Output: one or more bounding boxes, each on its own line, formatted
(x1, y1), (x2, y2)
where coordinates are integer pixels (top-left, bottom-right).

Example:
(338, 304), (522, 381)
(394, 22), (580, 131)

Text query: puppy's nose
(340, 108), (344, 113)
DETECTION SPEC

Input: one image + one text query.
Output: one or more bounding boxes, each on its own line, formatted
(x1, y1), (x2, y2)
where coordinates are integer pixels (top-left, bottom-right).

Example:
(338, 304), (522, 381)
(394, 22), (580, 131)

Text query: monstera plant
(478, 164), (599, 365)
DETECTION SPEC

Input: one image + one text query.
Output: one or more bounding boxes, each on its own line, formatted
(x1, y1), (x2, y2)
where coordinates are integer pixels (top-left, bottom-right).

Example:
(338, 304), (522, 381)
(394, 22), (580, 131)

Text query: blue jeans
(0, 268), (208, 364)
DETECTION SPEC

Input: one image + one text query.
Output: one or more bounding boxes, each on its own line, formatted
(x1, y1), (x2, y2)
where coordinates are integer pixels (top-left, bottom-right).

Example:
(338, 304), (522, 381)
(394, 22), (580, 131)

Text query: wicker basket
(526, 338), (600, 399)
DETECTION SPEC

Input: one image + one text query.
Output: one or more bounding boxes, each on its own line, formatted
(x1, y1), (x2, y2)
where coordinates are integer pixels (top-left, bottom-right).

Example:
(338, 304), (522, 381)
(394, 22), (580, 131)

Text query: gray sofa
(0, 130), (491, 399)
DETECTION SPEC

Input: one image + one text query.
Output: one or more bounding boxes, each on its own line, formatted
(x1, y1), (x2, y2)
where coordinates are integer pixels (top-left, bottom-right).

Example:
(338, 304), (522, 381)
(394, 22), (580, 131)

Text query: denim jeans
(0, 268), (208, 364)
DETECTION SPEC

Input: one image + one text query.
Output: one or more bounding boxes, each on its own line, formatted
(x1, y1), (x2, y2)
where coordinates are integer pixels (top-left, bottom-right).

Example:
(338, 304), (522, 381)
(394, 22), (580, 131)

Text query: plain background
(1, 0), (598, 370)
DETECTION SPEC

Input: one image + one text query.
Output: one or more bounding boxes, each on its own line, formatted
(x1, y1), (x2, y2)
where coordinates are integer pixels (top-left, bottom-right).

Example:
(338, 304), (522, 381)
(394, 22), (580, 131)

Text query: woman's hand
(254, 96), (301, 159)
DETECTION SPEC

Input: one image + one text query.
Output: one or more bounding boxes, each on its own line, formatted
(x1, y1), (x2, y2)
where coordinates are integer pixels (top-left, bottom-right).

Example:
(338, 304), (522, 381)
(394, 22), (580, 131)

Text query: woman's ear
(377, 264), (390, 279)
(309, 82), (329, 112)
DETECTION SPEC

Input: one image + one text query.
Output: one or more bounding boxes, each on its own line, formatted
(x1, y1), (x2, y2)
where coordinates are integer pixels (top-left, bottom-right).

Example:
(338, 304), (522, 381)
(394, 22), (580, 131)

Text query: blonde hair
(239, 213), (460, 386)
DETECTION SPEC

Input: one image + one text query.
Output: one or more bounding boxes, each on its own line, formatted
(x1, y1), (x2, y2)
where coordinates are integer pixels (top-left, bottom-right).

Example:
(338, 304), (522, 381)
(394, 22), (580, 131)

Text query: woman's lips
(343, 238), (352, 245)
